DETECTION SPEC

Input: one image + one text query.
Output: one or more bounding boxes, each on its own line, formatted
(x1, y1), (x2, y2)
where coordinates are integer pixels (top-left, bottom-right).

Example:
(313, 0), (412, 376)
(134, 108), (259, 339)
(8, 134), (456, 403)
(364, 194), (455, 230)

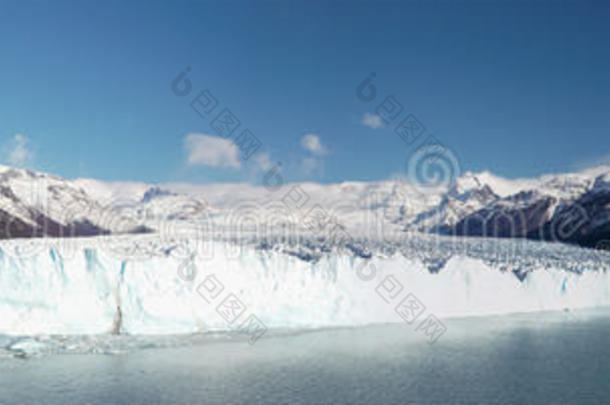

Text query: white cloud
(300, 133), (328, 156)
(184, 134), (241, 169)
(6, 134), (33, 167)
(362, 112), (383, 129)
(254, 152), (272, 171)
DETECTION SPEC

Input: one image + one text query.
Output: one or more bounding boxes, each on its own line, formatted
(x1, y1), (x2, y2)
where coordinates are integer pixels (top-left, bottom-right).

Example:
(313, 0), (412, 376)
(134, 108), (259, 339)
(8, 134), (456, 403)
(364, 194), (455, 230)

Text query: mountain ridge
(0, 165), (608, 249)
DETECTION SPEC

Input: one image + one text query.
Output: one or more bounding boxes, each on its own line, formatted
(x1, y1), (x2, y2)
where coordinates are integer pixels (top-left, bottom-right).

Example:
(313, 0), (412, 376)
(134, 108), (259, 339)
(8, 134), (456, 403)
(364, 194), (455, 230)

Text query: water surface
(1, 309), (608, 404)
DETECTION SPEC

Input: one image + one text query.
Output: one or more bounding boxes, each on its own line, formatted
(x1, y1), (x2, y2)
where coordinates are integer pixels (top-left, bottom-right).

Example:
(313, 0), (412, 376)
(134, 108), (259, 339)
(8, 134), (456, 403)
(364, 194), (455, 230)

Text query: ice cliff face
(0, 234), (608, 336)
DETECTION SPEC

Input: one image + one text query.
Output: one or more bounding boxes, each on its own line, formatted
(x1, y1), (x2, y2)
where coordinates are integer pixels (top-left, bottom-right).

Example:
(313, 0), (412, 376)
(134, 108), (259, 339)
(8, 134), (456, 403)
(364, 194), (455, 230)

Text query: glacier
(0, 233), (609, 337)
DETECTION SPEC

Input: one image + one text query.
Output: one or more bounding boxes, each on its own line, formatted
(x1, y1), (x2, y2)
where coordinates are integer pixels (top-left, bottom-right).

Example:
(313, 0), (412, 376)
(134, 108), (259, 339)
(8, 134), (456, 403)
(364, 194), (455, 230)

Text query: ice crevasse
(0, 237), (609, 336)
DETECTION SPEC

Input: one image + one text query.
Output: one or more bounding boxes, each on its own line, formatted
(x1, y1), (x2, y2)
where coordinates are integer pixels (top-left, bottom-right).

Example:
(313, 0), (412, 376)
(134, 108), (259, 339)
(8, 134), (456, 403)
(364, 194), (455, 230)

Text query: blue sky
(1, 0), (609, 184)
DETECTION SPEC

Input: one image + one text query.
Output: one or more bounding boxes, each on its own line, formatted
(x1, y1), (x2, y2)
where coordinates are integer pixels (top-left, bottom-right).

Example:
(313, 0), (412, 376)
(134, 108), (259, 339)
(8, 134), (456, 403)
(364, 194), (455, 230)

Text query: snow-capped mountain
(0, 166), (148, 239)
(446, 167), (610, 247)
(1, 164), (609, 248)
(0, 166), (109, 238)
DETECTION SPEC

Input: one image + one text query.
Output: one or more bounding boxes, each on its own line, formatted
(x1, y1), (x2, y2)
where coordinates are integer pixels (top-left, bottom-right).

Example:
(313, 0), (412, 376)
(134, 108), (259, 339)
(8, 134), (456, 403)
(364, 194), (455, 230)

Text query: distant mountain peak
(140, 187), (177, 203)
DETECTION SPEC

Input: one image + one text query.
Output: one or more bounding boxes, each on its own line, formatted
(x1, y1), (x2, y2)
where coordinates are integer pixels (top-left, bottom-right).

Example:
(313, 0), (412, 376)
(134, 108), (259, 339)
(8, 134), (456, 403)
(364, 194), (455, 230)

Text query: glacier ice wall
(0, 237), (609, 336)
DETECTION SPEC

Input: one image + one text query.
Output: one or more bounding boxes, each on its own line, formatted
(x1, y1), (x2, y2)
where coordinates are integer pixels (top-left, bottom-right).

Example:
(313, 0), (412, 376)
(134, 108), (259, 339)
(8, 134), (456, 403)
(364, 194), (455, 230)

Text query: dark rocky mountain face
(0, 209), (110, 240)
(447, 187), (610, 249)
(449, 194), (556, 239)
(140, 187), (176, 203)
(0, 208), (38, 239)
(535, 188), (610, 248)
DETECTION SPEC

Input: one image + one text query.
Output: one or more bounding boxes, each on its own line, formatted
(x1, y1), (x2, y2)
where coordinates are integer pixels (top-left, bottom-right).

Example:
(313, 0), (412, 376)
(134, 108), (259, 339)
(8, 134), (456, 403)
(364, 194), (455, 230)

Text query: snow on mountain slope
(0, 166), (110, 238)
(1, 165), (608, 249)
(72, 178), (151, 203)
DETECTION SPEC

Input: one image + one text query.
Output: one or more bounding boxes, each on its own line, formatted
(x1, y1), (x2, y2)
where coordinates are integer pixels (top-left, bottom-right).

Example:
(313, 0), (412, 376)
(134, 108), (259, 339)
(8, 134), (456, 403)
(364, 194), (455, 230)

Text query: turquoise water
(1, 309), (609, 404)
